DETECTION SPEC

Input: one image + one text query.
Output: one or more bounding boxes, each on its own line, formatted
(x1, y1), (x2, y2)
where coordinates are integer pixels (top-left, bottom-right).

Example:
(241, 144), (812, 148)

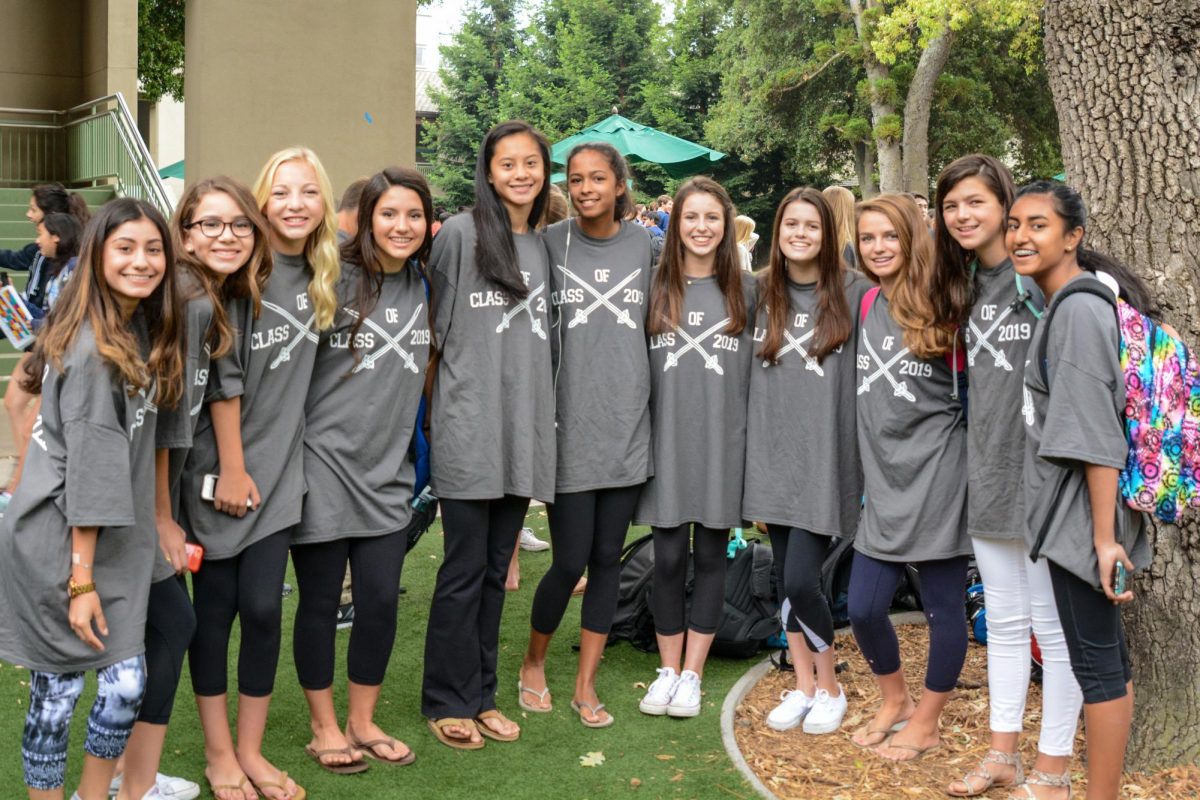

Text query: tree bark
(1044, 0), (1200, 771)
(854, 141), (877, 198)
(850, 0), (902, 192)
(902, 29), (954, 195)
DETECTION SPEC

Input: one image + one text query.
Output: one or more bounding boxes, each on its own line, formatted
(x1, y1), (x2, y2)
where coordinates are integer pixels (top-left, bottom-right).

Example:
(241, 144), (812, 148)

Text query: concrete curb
(719, 611), (930, 800)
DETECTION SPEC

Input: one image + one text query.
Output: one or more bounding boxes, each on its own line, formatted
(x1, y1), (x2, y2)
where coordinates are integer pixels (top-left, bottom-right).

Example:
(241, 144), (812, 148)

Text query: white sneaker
(666, 670), (702, 718)
(766, 688), (814, 731)
(638, 667), (680, 715)
(109, 773), (198, 800)
(802, 688), (848, 734)
(519, 527), (550, 552)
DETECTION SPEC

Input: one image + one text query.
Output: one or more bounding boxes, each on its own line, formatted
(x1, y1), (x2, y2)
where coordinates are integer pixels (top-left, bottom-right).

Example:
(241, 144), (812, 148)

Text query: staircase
(0, 186), (116, 378)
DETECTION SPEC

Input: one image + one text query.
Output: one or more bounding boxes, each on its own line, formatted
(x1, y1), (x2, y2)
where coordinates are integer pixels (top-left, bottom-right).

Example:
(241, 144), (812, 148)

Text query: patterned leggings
(22, 655), (146, 790)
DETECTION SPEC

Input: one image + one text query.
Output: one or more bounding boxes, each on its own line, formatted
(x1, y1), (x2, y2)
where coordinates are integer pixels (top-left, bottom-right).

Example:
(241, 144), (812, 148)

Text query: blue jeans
(22, 655), (146, 790)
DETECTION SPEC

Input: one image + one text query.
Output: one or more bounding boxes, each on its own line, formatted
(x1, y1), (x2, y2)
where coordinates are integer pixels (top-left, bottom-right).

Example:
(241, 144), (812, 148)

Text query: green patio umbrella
(551, 114), (724, 179)
(159, 160), (185, 180)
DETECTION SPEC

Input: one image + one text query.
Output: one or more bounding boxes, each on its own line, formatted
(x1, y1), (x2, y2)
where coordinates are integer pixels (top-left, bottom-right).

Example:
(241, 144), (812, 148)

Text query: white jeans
(972, 536), (1083, 756)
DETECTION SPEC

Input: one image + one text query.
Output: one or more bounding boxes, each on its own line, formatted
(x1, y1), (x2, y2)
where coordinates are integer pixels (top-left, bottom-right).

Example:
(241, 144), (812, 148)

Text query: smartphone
(201, 473), (254, 507)
(184, 542), (204, 573)
(1113, 561), (1127, 594)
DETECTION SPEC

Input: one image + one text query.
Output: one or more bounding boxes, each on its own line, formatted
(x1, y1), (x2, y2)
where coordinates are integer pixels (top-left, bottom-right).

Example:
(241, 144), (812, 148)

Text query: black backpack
(607, 534), (659, 652)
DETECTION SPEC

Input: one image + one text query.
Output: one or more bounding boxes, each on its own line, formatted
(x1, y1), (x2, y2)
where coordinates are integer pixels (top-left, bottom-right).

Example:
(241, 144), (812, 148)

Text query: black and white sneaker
(336, 603), (355, 629)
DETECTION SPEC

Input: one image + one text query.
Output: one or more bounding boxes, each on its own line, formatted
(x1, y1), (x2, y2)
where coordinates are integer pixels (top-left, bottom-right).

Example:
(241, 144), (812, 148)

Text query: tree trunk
(902, 29), (954, 195)
(853, 141), (878, 198)
(850, 0), (902, 193)
(1044, 0), (1200, 771)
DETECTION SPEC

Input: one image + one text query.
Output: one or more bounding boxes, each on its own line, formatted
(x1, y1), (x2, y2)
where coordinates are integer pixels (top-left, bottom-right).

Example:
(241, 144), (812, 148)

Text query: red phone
(185, 542), (205, 573)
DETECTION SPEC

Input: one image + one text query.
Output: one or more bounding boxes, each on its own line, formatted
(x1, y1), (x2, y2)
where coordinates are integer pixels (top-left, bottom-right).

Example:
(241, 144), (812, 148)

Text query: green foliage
(137, 0), (185, 103)
(874, 112), (903, 141)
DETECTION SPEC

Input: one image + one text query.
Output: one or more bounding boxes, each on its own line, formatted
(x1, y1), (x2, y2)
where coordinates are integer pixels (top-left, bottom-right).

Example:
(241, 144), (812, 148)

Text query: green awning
(551, 114), (724, 179)
(159, 160), (184, 180)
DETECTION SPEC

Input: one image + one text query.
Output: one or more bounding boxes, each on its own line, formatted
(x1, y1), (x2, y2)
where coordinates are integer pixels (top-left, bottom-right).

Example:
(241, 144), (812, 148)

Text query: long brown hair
(857, 194), (954, 359)
(172, 176), (273, 360)
(934, 154), (1014, 312)
(25, 198), (184, 407)
(758, 188), (852, 364)
(648, 176), (747, 335)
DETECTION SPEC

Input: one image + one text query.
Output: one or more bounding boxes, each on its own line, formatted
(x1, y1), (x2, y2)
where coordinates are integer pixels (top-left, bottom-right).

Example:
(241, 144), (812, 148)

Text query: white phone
(202, 473), (254, 507)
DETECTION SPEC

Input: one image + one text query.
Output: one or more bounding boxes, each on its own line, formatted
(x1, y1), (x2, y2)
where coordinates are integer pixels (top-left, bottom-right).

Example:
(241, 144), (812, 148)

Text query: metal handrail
(0, 92), (172, 214)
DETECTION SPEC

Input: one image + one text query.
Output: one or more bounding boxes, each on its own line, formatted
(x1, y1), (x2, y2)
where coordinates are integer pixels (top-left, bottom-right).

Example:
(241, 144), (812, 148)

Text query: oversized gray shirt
(965, 259), (1045, 539)
(855, 291), (970, 562)
(544, 219), (654, 493)
(429, 214), (556, 502)
(635, 273), (757, 529)
(296, 261), (430, 543)
(0, 321), (158, 672)
(1022, 271), (1149, 589)
(181, 251), (319, 558)
(743, 271), (872, 536)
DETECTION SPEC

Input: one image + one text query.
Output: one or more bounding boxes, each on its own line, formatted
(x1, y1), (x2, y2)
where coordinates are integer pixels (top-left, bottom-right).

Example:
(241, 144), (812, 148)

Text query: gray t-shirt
(0, 320), (158, 672)
(544, 219), (654, 493)
(743, 271), (872, 536)
(635, 273), (757, 529)
(295, 261), (430, 543)
(1022, 271), (1149, 589)
(155, 275), (214, 581)
(965, 259), (1045, 539)
(855, 291), (970, 562)
(429, 214), (556, 501)
(181, 251), (319, 558)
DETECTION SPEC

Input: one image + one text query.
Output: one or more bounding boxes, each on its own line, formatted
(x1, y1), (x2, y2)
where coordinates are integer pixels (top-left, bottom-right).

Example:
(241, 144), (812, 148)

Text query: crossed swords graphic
(967, 303), (1016, 371)
(495, 282), (547, 339)
(347, 304), (425, 374)
(663, 318), (730, 375)
(857, 329), (916, 402)
(555, 265), (640, 329)
(262, 300), (318, 370)
(766, 327), (824, 375)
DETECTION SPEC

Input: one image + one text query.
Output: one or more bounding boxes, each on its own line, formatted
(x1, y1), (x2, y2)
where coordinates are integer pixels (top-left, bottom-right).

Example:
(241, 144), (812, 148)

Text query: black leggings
(292, 530), (407, 689)
(189, 530), (290, 697)
(848, 551), (968, 693)
(137, 576), (196, 725)
(767, 526), (835, 652)
(652, 524), (728, 636)
(532, 484), (643, 636)
(1047, 560), (1132, 704)
(422, 495), (530, 719)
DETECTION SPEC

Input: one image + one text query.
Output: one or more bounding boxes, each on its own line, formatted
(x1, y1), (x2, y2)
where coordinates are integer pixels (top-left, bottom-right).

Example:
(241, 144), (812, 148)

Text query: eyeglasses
(184, 217), (256, 238)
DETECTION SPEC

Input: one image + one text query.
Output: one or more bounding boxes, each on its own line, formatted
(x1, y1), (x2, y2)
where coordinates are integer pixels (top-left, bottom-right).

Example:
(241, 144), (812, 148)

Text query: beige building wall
(0, 0), (136, 110)
(186, 1), (417, 194)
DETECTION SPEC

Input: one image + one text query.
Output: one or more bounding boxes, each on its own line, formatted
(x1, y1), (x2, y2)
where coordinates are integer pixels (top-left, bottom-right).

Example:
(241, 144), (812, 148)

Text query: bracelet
(68, 577), (96, 598)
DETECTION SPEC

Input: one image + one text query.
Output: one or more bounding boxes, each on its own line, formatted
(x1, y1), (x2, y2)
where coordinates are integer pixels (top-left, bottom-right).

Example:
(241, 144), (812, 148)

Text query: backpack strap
(1034, 279), (1117, 387)
(859, 285), (881, 324)
(1013, 273), (1043, 320)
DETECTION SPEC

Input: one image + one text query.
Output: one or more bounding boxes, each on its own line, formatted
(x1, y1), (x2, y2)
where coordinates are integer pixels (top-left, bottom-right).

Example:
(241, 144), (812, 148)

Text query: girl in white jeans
(935, 154), (1082, 799)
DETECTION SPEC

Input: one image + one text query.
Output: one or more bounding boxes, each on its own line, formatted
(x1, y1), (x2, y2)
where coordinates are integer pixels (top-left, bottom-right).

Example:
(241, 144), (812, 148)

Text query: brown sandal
(304, 744), (369, 775)
(206, 777), (251, 800)
(475, 709), (520, 742)
(947, 749), (1024, 796)
(248, 771), (305, 800)
(427, 717), (485, 750)
(347, 731), (416, 766)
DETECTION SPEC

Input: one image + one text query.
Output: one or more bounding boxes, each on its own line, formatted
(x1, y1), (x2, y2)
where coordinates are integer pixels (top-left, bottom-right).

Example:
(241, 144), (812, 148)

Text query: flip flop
(207, 777), (251, 800)
(875, 740), (941, 763)
(427, 717), (485, 750)
(851, 719), (908, 748)
(248, 771), (305, 800)
(346, 733), (416, 766)
(571, 699), (615, 729)
(475, 709), (520, 742)
(304, 744), (369, 775)
(518, 680), (553, 712)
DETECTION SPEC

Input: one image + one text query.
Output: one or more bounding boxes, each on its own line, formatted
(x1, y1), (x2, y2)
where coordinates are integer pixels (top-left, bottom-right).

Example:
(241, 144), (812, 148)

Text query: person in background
(655, 194), (672, 230)
(822, 185), (858, 269)
(335, 178), (369, 242)
(734, 214), (757, 272)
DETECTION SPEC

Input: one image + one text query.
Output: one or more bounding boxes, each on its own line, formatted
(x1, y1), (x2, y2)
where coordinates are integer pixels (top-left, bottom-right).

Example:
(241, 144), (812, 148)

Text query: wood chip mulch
(733, 625), (1200, 799)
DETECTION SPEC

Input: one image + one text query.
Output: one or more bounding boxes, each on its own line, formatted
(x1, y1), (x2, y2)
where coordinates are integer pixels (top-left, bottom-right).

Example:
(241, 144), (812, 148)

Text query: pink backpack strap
(860, 286), (881, 324)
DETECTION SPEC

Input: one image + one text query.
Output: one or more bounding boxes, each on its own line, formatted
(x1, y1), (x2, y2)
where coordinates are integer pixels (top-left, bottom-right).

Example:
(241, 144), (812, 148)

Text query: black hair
(1015, 180), (1153, 313)
(341, 166), (435, 362)
(39, 212), (82, 276)
(565, 142), (634, 222)
(472, 120), (552, 299)
(32, 182), (90, 223)
(338, 178), (369, 213)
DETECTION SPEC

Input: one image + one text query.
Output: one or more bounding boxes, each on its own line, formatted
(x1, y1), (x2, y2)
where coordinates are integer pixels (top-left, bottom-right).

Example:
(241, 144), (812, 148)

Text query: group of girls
(0, 116), (1145, 800)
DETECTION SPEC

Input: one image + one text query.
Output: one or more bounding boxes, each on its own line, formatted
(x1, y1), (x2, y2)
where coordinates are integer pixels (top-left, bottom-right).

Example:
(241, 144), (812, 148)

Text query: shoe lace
(811, 688), (831, 705)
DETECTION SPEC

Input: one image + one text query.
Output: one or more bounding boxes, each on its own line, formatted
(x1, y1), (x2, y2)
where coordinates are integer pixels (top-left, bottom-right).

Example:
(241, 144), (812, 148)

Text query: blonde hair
(253, 146), (340, 330)
(856, 194), (954, 359)
(734, 214), (756, 247)
(822, 185), (856, 264)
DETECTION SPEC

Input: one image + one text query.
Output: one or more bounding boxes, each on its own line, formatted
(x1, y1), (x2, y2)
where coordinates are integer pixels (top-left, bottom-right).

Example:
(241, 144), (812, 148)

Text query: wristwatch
(68, 577), (96, 598)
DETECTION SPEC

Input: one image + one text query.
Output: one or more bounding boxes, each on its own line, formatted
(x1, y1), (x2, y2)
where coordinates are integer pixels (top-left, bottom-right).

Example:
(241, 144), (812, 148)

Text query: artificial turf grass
(0, 513), (757, 798)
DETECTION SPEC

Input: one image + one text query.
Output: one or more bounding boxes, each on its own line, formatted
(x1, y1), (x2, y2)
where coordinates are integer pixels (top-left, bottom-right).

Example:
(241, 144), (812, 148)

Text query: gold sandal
(947, 749), (1024, 796)
(1009, 769), (1072, 799)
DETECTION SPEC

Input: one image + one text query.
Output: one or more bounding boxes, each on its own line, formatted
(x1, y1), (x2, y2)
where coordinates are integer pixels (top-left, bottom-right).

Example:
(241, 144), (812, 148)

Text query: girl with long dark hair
(421, 121), (555, 749)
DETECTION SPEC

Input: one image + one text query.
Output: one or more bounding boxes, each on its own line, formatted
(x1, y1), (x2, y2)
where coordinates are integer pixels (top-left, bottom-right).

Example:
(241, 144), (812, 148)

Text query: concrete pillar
(82, 0), (139, 106)
(185, 0), (417, 193)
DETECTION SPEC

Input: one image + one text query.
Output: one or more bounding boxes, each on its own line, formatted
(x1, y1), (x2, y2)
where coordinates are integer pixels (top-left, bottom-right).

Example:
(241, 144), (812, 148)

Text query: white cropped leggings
(972, 536), (1082, 756)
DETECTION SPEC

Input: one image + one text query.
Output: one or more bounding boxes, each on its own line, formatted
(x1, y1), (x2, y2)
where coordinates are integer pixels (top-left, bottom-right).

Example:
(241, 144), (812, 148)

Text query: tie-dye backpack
(1036, 274), (1200, 523)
